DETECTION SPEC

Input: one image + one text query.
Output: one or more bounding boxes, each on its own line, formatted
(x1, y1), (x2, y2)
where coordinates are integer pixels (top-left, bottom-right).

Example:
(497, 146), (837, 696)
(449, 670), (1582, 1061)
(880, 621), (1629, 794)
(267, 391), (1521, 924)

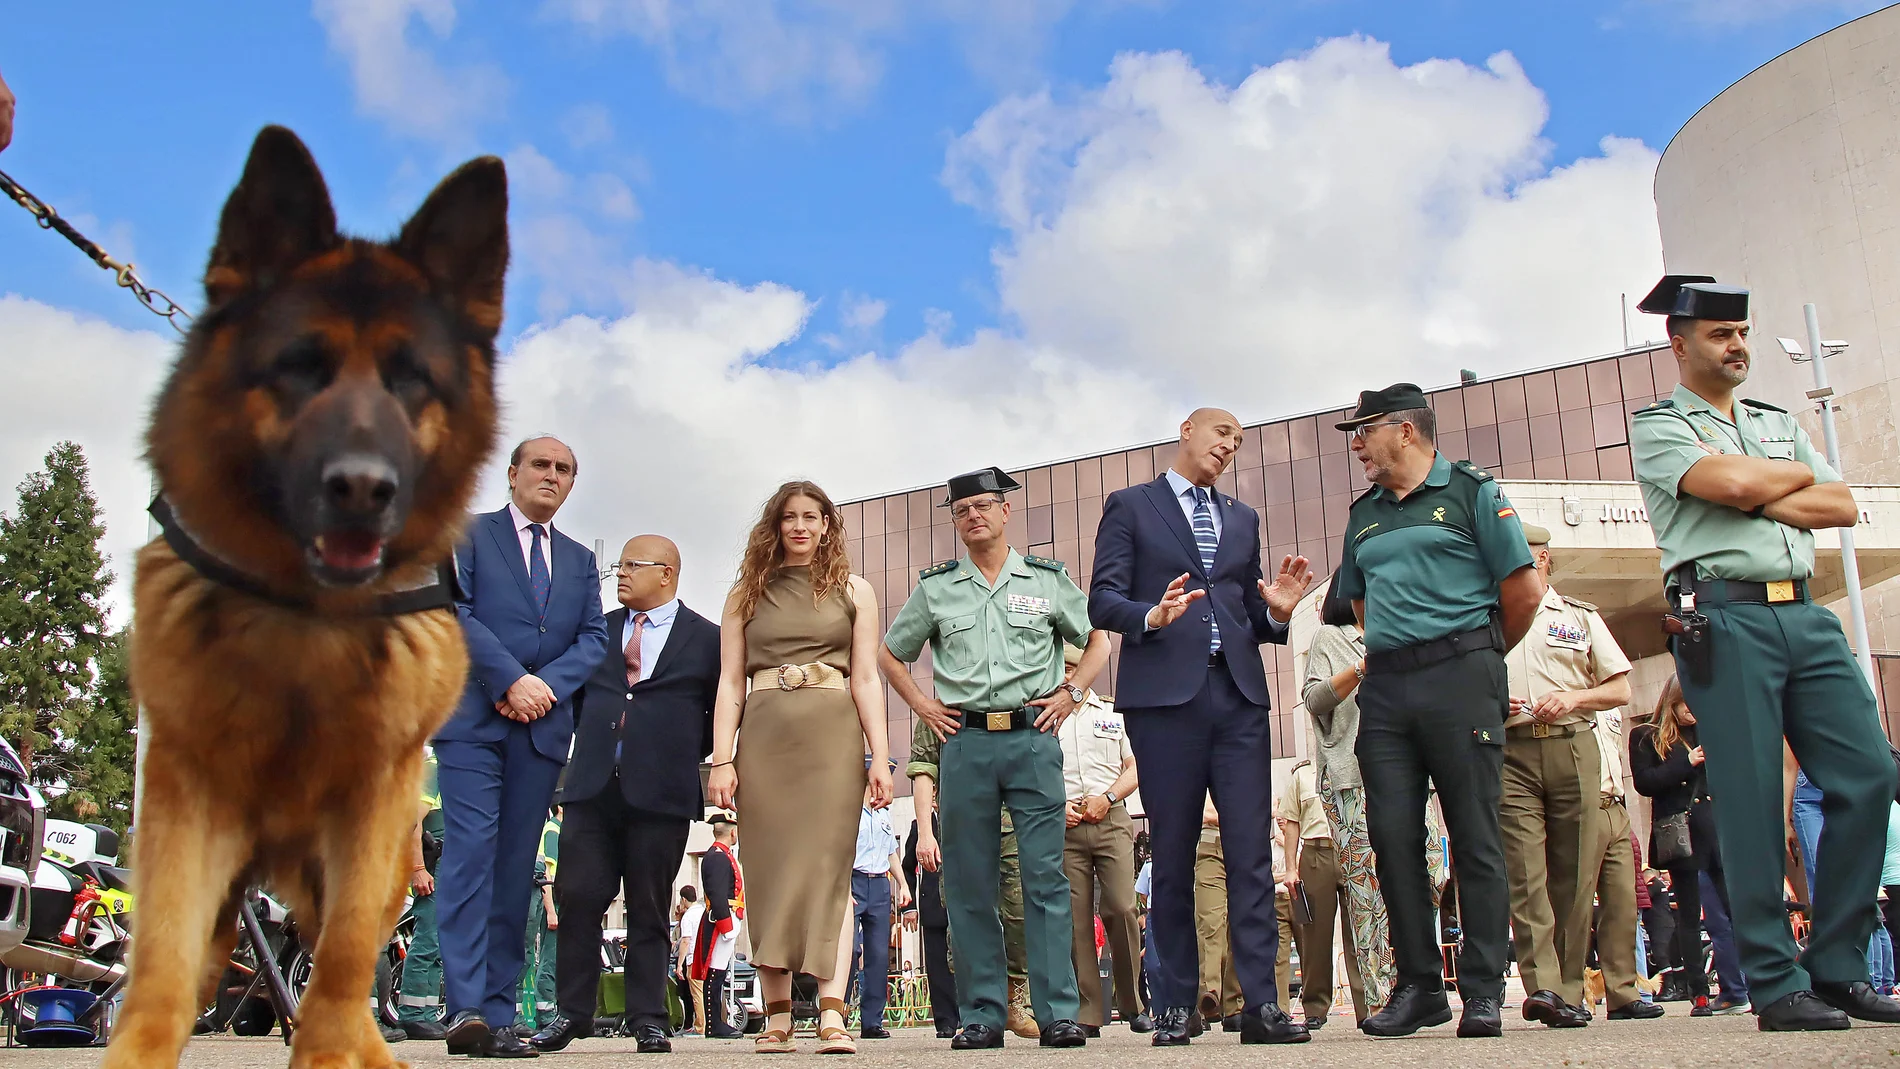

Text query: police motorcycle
(4, 819), (133, 987)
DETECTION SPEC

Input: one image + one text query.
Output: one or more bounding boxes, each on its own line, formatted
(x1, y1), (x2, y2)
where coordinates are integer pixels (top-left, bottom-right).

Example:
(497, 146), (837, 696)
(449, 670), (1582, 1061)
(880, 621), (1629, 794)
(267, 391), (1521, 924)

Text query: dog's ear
(205, 126), (339, 307)
(397, 157), (509, 344)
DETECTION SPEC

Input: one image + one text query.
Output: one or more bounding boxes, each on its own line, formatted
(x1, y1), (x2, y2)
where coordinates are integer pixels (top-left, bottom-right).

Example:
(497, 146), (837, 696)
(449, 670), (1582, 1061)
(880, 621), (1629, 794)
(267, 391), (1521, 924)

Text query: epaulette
(1632, 399), (1676, 416)
(1024, 555), (1066, 572)
(918, 560), (958, 579)
(1559, 594), (1599, 613)
(1740, 397), (1788, 414)
(1350, 484), (1379, 506)
(1451, 459), (1494, 484)
(1290, 757), (1311, 771)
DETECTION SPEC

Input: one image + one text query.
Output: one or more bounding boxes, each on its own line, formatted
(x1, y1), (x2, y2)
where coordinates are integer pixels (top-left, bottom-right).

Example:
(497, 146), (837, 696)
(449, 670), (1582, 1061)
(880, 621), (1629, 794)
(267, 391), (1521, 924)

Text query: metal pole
(1621, 293), (1630, 350)
(1804, 303), (1876, 687)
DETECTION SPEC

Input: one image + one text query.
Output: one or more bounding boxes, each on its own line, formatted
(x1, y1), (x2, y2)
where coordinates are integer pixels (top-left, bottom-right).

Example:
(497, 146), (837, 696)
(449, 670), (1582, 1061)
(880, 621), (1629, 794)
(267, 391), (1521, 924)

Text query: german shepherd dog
(104, 127), (505, 1069)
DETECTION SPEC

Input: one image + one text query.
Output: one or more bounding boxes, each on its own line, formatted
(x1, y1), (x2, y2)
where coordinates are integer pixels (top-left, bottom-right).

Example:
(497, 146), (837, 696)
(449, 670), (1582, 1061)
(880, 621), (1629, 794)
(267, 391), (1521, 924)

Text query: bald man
(1089, 408), (1315, 1046)
(533, 536), (726, 1053)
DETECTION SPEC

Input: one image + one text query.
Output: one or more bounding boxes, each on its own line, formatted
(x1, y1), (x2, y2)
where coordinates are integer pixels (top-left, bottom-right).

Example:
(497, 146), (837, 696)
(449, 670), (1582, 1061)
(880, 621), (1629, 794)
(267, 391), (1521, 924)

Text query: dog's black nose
(322, 454), (399, 517)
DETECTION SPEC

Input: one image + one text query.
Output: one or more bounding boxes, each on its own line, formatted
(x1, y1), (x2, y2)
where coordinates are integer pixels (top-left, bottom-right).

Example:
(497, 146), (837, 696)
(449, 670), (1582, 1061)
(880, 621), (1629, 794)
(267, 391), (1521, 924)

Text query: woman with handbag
(1630, 676), (1725, 1017)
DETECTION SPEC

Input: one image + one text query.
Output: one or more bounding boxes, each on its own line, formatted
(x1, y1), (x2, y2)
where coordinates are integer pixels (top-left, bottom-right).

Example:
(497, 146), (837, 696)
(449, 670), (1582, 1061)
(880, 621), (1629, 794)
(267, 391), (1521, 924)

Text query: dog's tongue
(317, 531), (384, 571)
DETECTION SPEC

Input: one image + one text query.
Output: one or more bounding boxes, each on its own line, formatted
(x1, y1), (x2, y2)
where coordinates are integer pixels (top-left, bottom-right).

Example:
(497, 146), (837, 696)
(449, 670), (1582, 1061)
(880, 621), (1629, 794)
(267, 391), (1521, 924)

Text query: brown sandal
(815, 997), (857, 1055)
(755, 1001), (796, 1054)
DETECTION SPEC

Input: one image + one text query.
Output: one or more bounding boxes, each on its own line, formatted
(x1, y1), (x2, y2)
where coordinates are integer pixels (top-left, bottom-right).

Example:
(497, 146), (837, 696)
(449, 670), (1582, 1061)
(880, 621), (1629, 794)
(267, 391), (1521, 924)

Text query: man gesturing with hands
(1088, 408), (1314, 1047)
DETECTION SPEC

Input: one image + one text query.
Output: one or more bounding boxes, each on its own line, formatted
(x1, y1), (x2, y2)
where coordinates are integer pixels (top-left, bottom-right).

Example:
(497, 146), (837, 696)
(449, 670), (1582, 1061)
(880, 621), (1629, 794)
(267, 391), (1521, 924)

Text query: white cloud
(945, 39), (1665, 411)
(560, 102), (617, 149)
(0, 298), (172, 625)
(312, 0), (507, 144)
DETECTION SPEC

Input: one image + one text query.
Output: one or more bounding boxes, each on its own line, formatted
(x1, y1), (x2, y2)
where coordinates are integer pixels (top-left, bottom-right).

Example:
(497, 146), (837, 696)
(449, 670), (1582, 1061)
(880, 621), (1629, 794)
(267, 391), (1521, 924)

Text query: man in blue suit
(437, 435), (610, 1058)
(1089, 408), (1313, 1047)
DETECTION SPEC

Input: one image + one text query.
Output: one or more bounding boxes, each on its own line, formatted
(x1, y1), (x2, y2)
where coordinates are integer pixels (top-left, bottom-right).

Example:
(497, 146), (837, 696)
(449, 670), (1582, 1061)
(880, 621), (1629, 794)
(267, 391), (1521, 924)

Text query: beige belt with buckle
(751, 662), (848, 692)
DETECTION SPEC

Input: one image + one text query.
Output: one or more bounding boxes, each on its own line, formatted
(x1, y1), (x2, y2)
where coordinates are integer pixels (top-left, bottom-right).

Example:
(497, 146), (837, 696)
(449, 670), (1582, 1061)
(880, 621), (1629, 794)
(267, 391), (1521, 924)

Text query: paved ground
(17, 1007), (1900, 1069)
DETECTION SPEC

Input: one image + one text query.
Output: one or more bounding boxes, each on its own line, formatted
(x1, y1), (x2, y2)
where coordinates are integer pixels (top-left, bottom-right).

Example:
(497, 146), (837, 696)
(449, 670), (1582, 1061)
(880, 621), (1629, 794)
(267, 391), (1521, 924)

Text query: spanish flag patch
(1497, 507), (1516, 518)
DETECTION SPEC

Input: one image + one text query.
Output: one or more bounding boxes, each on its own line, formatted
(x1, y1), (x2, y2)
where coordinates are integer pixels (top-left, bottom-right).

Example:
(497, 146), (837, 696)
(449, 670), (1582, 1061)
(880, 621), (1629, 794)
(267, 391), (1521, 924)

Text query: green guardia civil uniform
(908, 720), (1030, 982)
(1633, 379), (1895, 1008)
(397, 752), (448, 1024)
(886, 546), (1090, 1031)
(517, 815), (562, 1029)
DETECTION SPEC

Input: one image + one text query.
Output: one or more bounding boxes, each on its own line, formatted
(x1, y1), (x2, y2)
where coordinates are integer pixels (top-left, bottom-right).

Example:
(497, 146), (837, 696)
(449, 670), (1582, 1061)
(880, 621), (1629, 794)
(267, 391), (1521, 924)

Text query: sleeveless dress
(734, 566), (866, 978)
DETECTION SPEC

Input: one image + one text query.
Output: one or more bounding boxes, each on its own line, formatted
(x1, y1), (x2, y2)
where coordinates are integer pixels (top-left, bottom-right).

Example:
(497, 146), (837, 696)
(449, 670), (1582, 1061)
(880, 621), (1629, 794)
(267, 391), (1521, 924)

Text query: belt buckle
(775, 664), (807, 691)
(1766, 580), (1796, 603)
(987, 711), (1013, 731)
(1530, 723), (1553, 739)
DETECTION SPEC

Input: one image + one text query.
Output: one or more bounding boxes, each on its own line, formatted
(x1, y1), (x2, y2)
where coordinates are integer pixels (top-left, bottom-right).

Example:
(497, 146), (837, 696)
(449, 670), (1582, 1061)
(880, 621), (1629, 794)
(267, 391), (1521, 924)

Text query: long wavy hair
(1646, 675), (1690, 758)
(733, 480), (852, 621)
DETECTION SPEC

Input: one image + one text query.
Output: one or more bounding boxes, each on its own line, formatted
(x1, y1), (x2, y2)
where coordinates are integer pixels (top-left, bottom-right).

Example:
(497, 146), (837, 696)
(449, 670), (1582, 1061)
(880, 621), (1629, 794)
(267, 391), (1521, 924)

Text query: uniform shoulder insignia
(1450, 459), (1494, 483)
(1739, 398), (1789, 414)
(1558, 594), (1599, 613)
(1024, 554), (1066, 572)
(918, 560), (958, 579)
(1632, 399), (1677, 416)
(1290, 758), (1312, 771)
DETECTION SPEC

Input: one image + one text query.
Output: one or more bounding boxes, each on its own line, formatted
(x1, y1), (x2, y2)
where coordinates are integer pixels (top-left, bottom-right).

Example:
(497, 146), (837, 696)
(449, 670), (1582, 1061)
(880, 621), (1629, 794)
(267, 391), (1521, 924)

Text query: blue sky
(1, 0), (1889, 615)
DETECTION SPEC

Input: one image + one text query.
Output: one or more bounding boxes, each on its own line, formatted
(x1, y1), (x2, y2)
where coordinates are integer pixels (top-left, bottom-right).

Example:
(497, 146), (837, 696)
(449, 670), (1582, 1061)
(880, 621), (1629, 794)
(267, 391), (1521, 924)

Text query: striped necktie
(1191, 487), (1221, 653)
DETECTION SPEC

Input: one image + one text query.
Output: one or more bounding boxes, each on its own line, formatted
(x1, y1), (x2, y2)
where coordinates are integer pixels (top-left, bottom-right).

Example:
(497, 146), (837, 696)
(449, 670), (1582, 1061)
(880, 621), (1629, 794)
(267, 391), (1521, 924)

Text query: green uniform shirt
(884, 547), (1093, 711)
(420, 751), (444, 839)
(1336, 452), (1534, 652)
(1631, 383), (1841, 582)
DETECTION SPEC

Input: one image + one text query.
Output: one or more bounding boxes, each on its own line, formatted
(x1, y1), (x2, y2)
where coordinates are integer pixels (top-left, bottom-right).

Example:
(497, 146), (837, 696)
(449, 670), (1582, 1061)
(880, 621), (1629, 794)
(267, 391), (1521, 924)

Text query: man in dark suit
(528, 534), (721, 1054)
(903, 805), (959, 1038)
(1088, 408), (1313, 1047)
(437, 435), (611, 1058)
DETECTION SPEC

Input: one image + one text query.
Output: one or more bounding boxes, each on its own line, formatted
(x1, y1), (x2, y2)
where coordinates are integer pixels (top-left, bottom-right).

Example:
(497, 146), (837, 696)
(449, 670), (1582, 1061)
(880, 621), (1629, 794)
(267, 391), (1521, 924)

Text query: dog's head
(149, 126), (505, 596)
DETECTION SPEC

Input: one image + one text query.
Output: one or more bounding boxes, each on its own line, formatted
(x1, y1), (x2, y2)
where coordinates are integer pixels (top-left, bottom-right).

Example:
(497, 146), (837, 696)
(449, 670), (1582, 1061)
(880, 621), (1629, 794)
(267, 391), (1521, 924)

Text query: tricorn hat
(942, 466), (1022, 507)
(1636, 274), (1749, 322)
(1335, 383), (1430, 431)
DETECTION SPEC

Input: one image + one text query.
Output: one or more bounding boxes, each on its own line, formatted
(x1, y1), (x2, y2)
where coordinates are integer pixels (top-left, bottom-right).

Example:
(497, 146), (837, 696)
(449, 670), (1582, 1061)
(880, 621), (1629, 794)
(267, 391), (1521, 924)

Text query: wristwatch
(1104, 790), (1120, 805)
(1061, 682), (1086, 704)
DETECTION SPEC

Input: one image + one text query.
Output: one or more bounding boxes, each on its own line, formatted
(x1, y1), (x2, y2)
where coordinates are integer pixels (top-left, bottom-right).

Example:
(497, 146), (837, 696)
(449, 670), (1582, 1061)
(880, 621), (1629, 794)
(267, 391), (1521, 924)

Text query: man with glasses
(530, 536), (726, 1053)
(881, 466), (1112, 1049)
(1333, 385), (1543, 1039)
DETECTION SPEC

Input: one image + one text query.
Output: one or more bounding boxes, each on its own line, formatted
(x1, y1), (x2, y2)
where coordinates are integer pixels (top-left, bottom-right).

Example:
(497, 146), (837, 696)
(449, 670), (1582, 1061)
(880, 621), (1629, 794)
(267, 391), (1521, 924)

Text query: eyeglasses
(615, 560), (668, 574)
(1347, 420), (1407, 441)
(951, 497), (1004, 520)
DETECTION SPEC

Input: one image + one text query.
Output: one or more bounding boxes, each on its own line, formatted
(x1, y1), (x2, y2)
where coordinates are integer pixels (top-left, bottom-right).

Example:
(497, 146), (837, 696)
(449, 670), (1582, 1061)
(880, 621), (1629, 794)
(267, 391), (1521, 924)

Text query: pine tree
(49, 628), (137, 834)
(0, 442), (121, 828)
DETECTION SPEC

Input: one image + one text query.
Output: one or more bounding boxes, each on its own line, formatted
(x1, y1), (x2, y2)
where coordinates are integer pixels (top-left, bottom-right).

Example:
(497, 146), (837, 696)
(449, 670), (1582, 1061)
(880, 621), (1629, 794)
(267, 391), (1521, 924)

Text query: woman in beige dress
(708, 480), (892, 1054)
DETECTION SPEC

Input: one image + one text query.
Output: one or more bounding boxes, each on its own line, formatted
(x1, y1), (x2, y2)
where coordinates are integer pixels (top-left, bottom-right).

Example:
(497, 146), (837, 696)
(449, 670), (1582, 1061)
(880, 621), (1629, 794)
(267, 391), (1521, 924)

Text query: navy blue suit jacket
(1088, 475), (1288, 709)
(437, 506), (611, 762)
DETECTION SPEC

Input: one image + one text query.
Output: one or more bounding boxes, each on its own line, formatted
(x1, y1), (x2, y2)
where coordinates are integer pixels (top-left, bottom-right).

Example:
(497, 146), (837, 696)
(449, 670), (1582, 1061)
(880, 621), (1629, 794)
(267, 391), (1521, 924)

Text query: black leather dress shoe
(529, 1013), (593, 1052)
(1239, 1005), (1311, 1045)
(380, 1022), (408, 1043)
(951, 1023), (1006, 1049)
(1359, 983), (1452, 1037)
(634, 1024), (672, 1053)
(937, 1025), (960, 1039)
(1457, 996), (1503, 1038)
(1758, 990), (1850, 1031)
(1128, 1013), (1155, 1034)
(402, 1018), (449, 1041)
(481, 1027), (541, 1058)
(1081, 1024), (1101, 1038)
(861, 1025), (892, 1040)
(1150, 1007), (1197, 1046)
(1221, 1013), (1242, 1033)
(1304, 1015), (1326, 1030)
(1814, 980), (1900, 1023)
(1606, 1000), (1665, 1020)
(445, 1010), (492, 1056)
(1039, 1020), (1087, 1047)
(1523, 990), (1588, 1029)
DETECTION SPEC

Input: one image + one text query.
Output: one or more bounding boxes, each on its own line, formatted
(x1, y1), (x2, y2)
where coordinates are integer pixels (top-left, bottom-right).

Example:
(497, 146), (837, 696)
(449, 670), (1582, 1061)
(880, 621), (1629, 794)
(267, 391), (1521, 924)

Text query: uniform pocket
(1004, 611), (1056, 669)
(939, 614), (980, 669)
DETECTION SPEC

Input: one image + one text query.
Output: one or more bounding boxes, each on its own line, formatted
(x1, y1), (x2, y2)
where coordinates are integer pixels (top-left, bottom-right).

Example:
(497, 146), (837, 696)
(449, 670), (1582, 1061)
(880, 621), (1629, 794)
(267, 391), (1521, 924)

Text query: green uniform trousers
(1499, 724), (1602, 1004)
(940, 727), (1079, 1030)
(396, 891), (444, 1023)
(1675, 597), (1896, 1008)
(941, 811), (1029, 981)
(517, 894), (559, 1029)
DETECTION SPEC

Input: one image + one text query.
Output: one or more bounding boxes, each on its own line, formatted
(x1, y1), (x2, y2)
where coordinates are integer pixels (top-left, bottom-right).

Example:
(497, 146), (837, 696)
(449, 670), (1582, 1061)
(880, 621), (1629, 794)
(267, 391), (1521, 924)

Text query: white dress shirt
(624, 598), (681, 683)
(507, 501), (557, 572)
(1164, 468), (1222, 540)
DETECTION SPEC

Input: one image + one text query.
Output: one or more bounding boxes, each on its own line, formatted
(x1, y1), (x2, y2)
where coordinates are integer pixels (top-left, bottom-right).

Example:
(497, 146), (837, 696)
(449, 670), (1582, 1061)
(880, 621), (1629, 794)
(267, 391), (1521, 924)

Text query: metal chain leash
(0, 167), (192, 335)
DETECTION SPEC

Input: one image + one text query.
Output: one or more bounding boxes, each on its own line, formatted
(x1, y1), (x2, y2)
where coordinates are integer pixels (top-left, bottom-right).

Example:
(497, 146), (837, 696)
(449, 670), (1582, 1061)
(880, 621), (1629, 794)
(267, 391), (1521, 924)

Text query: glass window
(1265, 463), (1293, 506)
(1101, 452), (1128, 493)
(1438, 429), (1469, 461)
(1499, 419), (1532, 465)
(1266, 504), (1295, 541)
(932, 524), (956, 562)
(1027, 466), (1052, 505)
(1533, 453), (1567, 480)
(1620, 354), (1655, 400)
(1293, 457), (1322, 497)
(1433, 389), (1466, 434)
(1494, 377), (1528, 423)
(1237, 426), (1264, 470)
(1078, 497), (1104, 541)
(1462, 382), (1497, 427)
(1077, 457), (1103, 500)
(908, 526), (930, 568)
(1502, 461), (1534, 480)
(884, 494), (907, 535)
(1053, 499), (1078, 544)
(1561, 409), (1598, 456)
(1524, 372), (1560, 417)
(862, 498), (884, 536)
(1592, 402), (1629, 448)
(1128, 449), (1155, 485)
(1529, 413), (1564, 458)
(1650, 350), (1679, 393)
(1467, 424), (1502, 469)
(1597, 445), (1633, 481)
(1566, 450), (1600, 480)
(1290, 417), (1320, 461)
(1295, 496), (1325, 542)
(1322, 449), (1356, 495)
(1051, 462), (1077, 503)
(1236, 467), (1265, 509)
(862, 534), (885, 574)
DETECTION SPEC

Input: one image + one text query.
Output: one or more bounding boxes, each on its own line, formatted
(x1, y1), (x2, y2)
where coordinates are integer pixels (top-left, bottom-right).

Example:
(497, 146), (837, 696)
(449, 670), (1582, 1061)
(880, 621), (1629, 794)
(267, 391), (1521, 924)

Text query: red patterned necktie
(624, 612), (647, 686)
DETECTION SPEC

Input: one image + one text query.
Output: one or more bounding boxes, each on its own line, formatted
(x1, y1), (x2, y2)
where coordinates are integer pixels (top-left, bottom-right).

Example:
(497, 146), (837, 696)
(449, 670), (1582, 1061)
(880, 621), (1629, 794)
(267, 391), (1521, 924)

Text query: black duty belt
(1365, 626), (1498, 675)
(961, 706), (1037, 732)
(1679, 577), (1809, 606)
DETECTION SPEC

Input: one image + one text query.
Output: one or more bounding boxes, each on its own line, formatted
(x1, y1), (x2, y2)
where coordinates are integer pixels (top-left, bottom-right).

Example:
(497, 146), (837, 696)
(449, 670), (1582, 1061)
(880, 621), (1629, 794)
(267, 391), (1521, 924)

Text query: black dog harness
(149, 494), (456, 616)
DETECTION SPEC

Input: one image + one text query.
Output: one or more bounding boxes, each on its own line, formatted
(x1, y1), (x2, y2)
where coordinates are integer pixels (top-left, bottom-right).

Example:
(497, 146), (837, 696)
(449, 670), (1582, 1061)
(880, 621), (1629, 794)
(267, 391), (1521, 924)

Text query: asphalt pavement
(15, 1006), (1900, 1069)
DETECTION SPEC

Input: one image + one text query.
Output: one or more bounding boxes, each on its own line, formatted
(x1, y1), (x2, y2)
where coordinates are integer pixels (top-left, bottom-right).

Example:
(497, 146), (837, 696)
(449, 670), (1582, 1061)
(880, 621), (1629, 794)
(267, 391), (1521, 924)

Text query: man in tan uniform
(1193, 798), (1243, 1030)
(1588, 700), (1665, 1020)
(1500, 522), (1633, 1029)
(1278, 759), (1361, 1029)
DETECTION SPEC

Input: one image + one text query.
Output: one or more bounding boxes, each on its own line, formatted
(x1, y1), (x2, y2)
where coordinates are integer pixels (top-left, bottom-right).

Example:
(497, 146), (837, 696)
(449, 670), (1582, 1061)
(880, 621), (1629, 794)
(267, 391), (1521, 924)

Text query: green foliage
(0, 442), (133, 835)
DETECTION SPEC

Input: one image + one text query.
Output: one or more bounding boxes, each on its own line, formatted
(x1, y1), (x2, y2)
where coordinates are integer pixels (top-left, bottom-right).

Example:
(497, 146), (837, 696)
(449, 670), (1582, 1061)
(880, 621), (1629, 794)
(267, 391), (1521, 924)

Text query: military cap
(942, 466), (1022, 506)
(1335, 383), (1431, 430)
(1636, 274), (1749, 321)
(1521, 522), (1551, 546)
(706, 809), (737, 827)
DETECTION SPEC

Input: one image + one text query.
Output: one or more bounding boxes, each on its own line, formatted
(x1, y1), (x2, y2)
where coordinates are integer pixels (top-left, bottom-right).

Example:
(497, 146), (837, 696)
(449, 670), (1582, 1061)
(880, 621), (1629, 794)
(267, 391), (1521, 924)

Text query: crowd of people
(377, 272), (1900, 1059)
